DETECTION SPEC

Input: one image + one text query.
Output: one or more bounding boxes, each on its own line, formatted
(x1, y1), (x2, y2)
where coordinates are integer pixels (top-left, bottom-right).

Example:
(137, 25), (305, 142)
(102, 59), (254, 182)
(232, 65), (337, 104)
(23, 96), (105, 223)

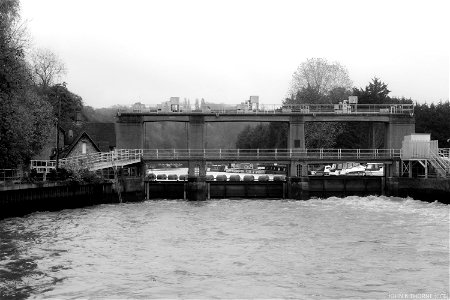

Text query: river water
(0, 196), (448, 299)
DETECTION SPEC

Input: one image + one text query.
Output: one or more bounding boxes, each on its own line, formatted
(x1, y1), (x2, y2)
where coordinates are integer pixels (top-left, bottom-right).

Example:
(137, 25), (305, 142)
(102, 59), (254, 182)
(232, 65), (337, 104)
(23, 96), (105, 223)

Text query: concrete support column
(371, 123), (377, 148)
(186, 177), (207, 201)
(186, 116), (207, 200)
(287, 177), (309, 200)
(289, 161), (308, 177)
(386, 162), (399, 178)
(188, 160), (207, 177)
(288, 118), (305, 149)
(187, 116), (206, 180)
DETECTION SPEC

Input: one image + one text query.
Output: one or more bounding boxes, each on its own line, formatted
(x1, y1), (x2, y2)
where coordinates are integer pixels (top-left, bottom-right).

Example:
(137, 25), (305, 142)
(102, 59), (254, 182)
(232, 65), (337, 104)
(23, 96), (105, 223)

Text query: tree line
(1, 0), (83, 168)
(236, 58), (449, 149)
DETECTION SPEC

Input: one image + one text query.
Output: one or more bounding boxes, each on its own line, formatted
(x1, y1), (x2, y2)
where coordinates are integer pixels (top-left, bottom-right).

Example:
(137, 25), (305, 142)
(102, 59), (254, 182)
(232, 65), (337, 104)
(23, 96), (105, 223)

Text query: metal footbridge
(59, 148), (402, 169)
(32, 146), (450, 178)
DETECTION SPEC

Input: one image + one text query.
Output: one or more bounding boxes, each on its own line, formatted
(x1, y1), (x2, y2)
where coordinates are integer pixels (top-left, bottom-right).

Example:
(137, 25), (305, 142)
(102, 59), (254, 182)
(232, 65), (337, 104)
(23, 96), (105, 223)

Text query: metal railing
(118, 103), (414, 115)
(140, 148), (401, 161)
(54, 148), (402, 171)
(59, 149), (143, 169)
(0, 169), (22, 182)
(30, 160), (56, 173)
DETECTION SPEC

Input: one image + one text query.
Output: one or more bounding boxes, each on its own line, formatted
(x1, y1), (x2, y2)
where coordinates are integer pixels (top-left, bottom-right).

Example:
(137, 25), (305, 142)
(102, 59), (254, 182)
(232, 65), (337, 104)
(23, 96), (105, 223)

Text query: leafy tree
(289, 58), (352, 98)
(82, 105), (125, 122)
(236, 123), (287, 149)
(0, 0), (54, 168)
(30, 48), (66, 88)
(284, 84), (323, 105)
(42, 84), (83, 124)
(352, 77), (390, 104)
(415, 101), (450, 148)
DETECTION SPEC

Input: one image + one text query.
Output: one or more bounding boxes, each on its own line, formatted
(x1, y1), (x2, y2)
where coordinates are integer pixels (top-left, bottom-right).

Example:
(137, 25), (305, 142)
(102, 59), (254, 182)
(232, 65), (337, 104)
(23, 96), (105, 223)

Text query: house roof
(56, 131), (101, 159)
(61, 122), (116, 152)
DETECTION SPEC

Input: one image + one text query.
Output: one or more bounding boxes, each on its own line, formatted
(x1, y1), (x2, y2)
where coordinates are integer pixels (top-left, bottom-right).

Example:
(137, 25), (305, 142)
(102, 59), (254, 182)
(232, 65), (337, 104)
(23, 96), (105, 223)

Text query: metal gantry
(118, 103), (414, 116)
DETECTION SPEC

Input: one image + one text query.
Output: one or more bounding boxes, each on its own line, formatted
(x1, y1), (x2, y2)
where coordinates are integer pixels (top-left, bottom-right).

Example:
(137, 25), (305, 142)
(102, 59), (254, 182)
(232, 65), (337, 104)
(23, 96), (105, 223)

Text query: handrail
(30, 148), (402, 172)
(139, 148), (401, 160)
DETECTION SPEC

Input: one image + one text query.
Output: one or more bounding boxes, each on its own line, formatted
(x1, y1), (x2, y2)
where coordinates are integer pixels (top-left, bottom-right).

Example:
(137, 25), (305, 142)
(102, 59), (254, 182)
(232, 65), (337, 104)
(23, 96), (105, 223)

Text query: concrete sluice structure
(116, 102), (416, 201)
(144, 176), (386, 201)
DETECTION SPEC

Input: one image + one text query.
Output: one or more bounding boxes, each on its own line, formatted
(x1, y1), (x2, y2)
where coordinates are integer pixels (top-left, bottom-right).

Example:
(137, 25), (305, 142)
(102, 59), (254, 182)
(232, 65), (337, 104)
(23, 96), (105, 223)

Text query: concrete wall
(0, 183), (116, 219)
(386, 177), (450, 203)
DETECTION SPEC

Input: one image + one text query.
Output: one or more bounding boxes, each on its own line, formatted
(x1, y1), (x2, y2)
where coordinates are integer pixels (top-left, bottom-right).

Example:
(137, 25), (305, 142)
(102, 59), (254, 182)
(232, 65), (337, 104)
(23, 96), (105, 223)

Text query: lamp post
(55, 82), (67, 169)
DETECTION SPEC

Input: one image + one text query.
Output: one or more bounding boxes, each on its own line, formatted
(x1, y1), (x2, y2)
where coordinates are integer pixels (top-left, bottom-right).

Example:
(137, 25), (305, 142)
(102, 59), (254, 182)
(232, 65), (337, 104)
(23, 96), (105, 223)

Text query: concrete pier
(186, 177), (207, 201)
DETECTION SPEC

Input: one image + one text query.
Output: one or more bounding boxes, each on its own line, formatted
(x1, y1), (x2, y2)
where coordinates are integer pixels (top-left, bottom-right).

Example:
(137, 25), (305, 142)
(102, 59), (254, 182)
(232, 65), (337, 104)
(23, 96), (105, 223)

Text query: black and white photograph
(0, 0), (449, 298)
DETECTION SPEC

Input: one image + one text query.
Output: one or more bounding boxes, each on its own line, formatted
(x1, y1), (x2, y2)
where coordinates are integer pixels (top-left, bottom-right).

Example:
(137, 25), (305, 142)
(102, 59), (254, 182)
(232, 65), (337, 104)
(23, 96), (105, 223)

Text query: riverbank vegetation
(0, 0), (83, 169)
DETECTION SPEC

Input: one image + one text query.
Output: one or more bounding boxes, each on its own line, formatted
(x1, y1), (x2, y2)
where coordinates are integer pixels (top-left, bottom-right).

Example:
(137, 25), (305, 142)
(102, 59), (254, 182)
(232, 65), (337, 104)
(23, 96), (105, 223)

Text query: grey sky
(21, 0), (449, 108)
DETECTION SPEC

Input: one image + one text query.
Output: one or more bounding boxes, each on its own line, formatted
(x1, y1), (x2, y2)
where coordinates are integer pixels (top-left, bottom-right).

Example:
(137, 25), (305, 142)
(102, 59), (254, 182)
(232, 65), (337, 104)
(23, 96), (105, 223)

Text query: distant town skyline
(21, 0), (449, 108)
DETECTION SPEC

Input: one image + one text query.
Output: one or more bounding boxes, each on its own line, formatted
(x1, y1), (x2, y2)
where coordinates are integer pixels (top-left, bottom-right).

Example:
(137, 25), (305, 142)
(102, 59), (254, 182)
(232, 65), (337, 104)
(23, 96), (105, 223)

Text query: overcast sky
(21, 0), (449, 108)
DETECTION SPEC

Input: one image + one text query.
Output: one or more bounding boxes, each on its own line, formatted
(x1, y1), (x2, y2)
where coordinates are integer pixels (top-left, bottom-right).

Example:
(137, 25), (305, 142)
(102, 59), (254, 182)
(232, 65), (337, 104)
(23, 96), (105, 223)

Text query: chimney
(76, 111), (82, 125)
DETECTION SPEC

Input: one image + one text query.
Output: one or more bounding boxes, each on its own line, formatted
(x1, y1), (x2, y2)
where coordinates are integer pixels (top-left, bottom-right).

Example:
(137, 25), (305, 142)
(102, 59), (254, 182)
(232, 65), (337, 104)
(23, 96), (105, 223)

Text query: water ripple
(0, 196), (448, 299)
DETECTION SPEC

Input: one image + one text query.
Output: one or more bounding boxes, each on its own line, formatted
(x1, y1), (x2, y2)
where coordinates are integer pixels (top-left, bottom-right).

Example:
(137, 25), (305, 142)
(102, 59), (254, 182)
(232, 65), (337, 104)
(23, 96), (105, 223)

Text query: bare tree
(30, 48), (66, 88)
(289, 58), (352, 96)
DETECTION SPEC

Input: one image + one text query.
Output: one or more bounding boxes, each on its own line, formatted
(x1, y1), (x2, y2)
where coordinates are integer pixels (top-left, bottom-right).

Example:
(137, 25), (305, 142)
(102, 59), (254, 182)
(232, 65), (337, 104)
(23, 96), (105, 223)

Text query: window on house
(82, 142), (87, 154)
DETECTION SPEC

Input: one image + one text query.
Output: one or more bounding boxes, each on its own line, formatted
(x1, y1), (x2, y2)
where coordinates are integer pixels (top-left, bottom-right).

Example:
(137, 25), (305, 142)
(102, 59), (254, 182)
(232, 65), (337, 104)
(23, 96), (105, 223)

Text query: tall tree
(0, 0), (54, 168)
(289, 58), (352, 100)
(42, 84), (83, 124)
(352, 77), (390, 104)
(30, 48), (66, 89)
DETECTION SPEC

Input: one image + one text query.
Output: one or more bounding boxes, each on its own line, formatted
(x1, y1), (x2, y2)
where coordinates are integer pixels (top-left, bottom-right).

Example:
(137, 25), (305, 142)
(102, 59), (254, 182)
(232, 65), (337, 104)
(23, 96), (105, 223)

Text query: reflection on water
(0, 196), (449, 299)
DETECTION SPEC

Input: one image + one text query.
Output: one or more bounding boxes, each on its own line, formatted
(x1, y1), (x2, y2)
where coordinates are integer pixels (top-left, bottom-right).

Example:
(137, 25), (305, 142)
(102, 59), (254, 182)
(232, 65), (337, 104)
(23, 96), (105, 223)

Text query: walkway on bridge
(33, 146), (449, 179)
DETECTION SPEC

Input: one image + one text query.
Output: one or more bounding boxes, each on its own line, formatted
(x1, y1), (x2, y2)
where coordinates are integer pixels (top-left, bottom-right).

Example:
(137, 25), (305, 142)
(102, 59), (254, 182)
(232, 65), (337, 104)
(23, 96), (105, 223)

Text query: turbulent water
(0, 196), (449, 299)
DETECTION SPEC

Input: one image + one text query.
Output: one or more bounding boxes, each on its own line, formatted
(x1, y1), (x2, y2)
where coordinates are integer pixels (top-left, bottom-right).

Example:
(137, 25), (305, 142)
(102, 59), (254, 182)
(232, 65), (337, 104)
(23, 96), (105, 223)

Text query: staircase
(429, 150), (450, 178)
